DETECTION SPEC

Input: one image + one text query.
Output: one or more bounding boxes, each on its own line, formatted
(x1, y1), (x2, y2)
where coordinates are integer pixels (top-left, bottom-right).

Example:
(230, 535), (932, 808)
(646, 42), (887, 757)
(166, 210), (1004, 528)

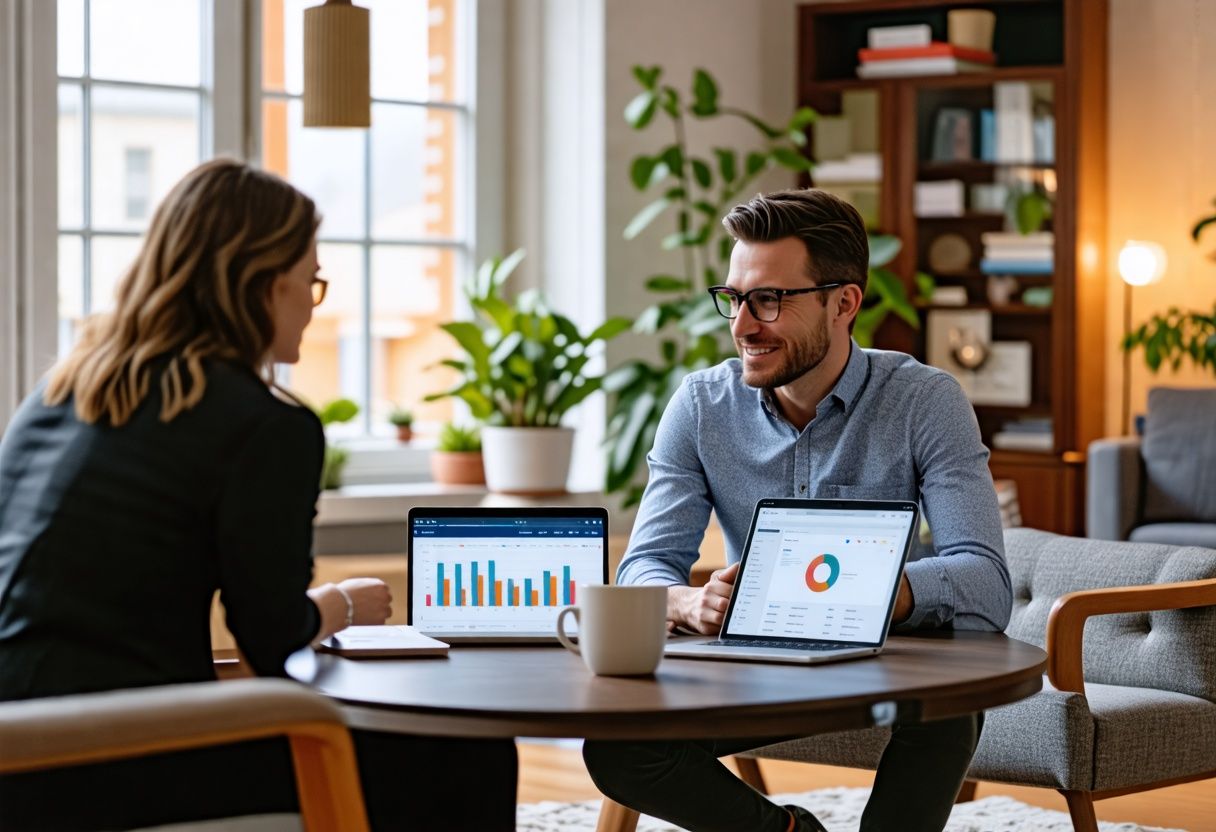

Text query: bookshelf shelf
(799, 0), (1108, 534)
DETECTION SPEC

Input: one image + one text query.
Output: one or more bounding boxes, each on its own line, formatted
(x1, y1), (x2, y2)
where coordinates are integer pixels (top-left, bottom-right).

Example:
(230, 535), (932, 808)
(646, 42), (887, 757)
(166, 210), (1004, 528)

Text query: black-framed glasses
(707, 283), (843, 322)
(310, 277), (329, 307)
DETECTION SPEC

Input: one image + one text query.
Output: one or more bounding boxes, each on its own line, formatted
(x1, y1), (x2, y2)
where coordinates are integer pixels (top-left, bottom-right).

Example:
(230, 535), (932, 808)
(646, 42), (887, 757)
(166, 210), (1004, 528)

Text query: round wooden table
(287, 631), (1045, 740)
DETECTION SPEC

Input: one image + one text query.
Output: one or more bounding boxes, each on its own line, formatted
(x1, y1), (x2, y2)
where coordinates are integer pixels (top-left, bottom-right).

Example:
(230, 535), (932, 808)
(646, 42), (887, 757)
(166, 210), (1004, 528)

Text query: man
(583, 189), (1012, 832)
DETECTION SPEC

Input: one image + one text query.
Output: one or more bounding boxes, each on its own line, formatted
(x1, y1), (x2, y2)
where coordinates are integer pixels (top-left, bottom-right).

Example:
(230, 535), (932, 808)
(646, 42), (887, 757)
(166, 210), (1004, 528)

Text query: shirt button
(799, 484), (807, 493)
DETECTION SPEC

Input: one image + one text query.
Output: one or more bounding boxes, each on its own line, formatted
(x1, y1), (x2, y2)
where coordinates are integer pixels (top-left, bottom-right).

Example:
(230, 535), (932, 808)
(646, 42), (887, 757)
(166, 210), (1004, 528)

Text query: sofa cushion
(1087, 682), (1216, 792)
(1003, 529), (1216, 701)
(1130, 522), (1216, 548)
(1142, 387), (1216, 523)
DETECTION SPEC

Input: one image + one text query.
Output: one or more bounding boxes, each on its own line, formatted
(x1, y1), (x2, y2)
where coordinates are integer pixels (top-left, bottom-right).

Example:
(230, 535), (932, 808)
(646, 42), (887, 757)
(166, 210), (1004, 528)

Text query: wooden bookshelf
(799, 0), (1108, 534)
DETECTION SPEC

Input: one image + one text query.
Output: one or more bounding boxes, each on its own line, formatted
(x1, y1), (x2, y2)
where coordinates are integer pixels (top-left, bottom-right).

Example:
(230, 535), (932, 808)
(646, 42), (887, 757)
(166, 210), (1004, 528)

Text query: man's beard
(737, 316), (832, 390)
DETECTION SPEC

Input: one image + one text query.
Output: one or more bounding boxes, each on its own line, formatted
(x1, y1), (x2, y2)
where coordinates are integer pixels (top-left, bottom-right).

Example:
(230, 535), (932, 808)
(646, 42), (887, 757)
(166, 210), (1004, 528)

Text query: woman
(0, 160), (516, 830)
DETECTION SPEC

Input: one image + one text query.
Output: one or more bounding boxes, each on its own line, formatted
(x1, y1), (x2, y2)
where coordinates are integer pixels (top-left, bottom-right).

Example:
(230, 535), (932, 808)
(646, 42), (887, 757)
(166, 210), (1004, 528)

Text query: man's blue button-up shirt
(617, 342), (1013, 631)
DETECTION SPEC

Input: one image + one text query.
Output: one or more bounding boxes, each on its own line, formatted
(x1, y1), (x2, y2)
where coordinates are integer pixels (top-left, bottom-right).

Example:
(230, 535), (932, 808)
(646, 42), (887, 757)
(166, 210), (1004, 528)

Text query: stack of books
(813, 152), (882, 184)
(858, 24), (995, 78)
(980, 231), (1053, 275)
(991, 417), (1053, 452)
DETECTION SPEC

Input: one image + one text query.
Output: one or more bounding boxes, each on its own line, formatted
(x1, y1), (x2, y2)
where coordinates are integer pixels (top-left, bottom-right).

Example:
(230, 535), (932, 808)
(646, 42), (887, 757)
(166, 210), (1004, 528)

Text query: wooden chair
(730, 529), (1216, 832)
(0, 678), (370, 831)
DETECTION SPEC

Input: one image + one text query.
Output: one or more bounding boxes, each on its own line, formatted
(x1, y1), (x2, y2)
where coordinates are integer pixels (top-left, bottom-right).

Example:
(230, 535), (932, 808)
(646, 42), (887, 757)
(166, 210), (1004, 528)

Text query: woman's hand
(308, 577), (393, 643)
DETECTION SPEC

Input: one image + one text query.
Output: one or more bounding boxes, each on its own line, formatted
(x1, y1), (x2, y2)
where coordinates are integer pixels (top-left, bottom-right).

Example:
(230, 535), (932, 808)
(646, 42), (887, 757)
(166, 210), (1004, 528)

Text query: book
(994, 82), (1034, 162)
(812, 153), (882, 183)
(981, 232), (1054, 248)
(857, 57), (991, 78)
(981, 248), (1052, 262)
(979, 109), (996, 161)
(980, 259), (1053, 275)
(992, 431), (1053, 452)
(931, 108), (974, 161)
(318, 625), (450, 658)
(858, 42), (995, 65)
(867, 23), (932, 49)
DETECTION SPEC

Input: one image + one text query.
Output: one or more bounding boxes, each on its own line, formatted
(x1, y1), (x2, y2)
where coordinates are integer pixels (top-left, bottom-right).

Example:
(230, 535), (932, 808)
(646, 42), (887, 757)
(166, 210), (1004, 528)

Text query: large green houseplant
(427, 250), (631, 493)
(1121, 200), (1216, 377)
(604, 66), (926, 505)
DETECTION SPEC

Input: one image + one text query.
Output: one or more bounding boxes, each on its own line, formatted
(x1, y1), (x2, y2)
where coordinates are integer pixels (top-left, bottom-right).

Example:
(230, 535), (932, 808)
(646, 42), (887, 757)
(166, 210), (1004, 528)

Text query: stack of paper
(857, 31), (995, 78)
(980, 232), (1053, 274)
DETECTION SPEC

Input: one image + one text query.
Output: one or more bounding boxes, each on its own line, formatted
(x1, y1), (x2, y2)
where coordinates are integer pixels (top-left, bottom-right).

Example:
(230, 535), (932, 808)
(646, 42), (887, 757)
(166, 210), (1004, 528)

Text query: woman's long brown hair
(45, 159), (319, 426)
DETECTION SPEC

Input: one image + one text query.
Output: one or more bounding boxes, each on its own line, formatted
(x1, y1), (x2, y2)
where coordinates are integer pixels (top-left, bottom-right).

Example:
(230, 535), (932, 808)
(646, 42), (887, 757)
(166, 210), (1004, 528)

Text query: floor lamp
(1117, 240), (1167, 434)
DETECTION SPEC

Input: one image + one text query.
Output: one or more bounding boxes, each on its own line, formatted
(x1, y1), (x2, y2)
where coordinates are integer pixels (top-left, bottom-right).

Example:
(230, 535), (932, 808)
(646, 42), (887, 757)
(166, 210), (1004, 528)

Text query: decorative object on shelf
(1008, 187), (1054, 235)
(931, 108), (975, 161)
(1117, 240), (1168, 432)
(314, 397), (359, 490)
(992, 418), (1053, 453)
(302, 0), (370, 128)
(980, 231), (1053, 273)
(388, 407), (414, 443)
(970, 182), (1008, 214)
(949, 326), (991, 370)
(929, 285), (968, 306)
(928, 311), (1035, 406)
(430, 423), (485, 486)
(867, 23), (931, 50)
(947, 8), (996, 52)
(1021, 286), (1053, 307)
(986, 275), (1020, 305)
(967, 341), (1033, 407)
(928, 309), (991, 371)
(914, 179), (965, 217)
(926, 232), (972, 273)
(426, 250), (630, 495)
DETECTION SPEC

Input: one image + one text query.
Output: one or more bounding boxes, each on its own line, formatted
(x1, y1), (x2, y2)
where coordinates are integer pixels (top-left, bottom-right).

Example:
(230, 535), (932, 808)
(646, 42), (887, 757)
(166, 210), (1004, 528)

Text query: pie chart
(805, 553), (840, 592)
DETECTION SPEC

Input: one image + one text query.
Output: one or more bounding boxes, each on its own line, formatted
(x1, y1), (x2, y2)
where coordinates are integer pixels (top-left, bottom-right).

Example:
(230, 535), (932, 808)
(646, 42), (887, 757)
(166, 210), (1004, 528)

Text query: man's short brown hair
(722, 188), (869, 297)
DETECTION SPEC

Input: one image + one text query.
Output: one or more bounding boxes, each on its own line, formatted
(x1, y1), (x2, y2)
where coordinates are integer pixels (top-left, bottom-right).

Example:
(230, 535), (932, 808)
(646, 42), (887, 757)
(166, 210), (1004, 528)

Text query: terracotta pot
(430, 451), (486, 485)
(395, 425), (414, 443)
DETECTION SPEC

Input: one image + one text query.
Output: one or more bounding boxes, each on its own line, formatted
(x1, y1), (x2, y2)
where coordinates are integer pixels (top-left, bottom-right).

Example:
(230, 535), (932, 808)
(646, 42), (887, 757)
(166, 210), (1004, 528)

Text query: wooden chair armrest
(0, 679), (369, 832)
(1046, 578), (1216, 694)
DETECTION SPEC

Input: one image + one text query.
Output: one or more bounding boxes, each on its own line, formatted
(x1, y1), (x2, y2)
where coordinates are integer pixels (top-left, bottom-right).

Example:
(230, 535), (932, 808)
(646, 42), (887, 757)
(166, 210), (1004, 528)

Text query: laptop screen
(408, 508), (608, 635)
(722, 501), (918, 646)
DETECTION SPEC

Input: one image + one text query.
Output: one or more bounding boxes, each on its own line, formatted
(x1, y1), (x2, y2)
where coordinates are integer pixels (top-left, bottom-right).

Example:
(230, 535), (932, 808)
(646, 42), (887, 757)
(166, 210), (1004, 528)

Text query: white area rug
(516, 787), (1186, 832)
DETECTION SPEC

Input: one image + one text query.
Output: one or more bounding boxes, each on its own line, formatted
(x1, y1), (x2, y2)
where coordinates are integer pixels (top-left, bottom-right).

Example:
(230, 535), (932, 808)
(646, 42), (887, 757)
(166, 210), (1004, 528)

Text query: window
(260, 0), (468, 436)
(57, 0), (206, 355)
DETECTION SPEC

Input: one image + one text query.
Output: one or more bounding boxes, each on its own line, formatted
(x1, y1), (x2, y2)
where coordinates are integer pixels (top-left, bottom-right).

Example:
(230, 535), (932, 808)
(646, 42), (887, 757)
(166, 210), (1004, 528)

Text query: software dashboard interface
(411, 515), (606, 634)
(724, 505), (917, 645)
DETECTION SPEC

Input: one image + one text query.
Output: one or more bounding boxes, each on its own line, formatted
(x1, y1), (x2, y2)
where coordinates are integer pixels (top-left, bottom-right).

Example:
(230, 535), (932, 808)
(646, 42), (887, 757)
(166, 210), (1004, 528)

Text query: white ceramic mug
(555, 585), (668, 676)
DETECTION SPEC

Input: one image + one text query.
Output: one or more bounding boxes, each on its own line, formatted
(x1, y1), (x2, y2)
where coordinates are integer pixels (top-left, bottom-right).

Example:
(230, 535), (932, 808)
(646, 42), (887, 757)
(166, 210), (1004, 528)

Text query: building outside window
(123, 147), (152, 220)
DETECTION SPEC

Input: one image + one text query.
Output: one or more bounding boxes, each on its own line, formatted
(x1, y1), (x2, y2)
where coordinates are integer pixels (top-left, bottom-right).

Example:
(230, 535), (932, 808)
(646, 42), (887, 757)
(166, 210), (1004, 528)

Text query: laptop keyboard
(706, 639), (846, 651)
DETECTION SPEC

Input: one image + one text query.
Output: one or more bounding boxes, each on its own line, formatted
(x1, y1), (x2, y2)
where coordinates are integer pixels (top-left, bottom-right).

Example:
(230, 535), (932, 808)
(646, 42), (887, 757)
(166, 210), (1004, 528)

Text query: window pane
(89, 0), (201, 87)
(263, 99), (366, 239)
(369, 246), (456, 432)
(58, 234), (84, 357)
(371, 105), (462, 240)
(58, 83), (83, 228)
(90, 86), (200, 231)
(57, 0), (84, 77)
(265, 0), (462, 102)
(90, 235), (141, 314)
(292, 242), (366, 434)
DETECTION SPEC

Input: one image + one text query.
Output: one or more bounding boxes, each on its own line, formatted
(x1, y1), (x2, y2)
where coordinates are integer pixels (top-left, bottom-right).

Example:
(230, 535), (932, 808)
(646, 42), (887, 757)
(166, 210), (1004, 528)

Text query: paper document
(319, 626), (450, 658)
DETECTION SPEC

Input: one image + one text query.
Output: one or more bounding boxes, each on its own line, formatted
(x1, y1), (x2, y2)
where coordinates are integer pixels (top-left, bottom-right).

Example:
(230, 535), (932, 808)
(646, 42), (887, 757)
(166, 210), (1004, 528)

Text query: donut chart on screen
(805, 553), (840, 592)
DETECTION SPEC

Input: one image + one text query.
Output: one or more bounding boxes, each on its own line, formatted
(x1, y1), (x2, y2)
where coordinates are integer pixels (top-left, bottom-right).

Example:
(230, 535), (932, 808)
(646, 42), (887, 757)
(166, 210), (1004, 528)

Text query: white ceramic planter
(481, 426), (574, 495)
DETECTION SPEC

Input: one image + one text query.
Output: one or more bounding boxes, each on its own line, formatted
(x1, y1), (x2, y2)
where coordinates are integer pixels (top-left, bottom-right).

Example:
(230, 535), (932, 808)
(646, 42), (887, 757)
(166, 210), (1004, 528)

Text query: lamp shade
(303, 0), (370, 128)
(1117, 240), (1167, 287)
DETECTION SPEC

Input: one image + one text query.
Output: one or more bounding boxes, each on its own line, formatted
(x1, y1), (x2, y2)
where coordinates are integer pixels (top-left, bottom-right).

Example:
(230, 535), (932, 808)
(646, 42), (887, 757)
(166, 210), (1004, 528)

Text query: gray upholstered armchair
(1087, 387), (1216, 547)
(733, 528), (1216, 832)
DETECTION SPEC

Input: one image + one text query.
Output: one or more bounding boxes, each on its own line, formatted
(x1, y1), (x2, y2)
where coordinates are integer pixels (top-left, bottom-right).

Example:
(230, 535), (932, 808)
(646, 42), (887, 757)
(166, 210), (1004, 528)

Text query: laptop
(664, 498), (920, 665)
(407, 506), (609, 643)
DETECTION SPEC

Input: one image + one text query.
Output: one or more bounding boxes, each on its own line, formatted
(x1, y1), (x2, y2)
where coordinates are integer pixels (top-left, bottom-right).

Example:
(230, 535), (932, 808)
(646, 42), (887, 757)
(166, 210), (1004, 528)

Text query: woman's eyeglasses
(310, 277), (329, 307)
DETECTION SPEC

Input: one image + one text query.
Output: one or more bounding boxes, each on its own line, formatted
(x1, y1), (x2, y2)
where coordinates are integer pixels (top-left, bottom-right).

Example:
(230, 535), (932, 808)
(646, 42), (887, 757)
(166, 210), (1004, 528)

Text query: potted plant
(388, 407), (414, 443)
(314, 397), (359, 490)
(430, 423), (485, 486)
(604, 66), (929, 505)
(426, 250), (631, 494)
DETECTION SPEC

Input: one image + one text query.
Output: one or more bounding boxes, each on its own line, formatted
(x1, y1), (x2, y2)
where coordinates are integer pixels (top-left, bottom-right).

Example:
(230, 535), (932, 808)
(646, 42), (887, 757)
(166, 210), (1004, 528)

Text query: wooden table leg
(595, 798), (641, 832)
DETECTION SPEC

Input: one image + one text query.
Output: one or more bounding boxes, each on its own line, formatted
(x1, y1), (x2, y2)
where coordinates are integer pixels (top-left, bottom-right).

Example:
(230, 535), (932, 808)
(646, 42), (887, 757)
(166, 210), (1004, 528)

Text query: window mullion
(362, 126), (373, 435)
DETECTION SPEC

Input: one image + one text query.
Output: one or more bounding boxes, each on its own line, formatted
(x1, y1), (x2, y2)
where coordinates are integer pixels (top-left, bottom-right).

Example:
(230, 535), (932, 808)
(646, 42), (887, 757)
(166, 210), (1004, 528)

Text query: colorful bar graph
(524, 578), (533, 607)
(455, 564), (463, 607)
(531, 589), (539, 606)
(437, 563), (445, 607)
(513, 586), (520, 606)
(461, 589), (467, 606)
(549, 575), (557, 607)
(543, 571), (551, 606)
(476, 575), (484, 607)
(471, 562), (479, 606)
(489, 561), (496, 606)
(507, 578), (515, 607)
(425, 593), (431, 606)
(443, 579), (450, 606)
(431, 561), (580, 609)
(494, 581), (502, 606)
(563, 566), (571, 605)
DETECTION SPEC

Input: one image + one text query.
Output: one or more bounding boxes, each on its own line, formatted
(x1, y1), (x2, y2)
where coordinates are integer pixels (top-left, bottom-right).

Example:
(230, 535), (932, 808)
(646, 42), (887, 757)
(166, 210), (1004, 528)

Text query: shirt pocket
(816, 482), (912, 502)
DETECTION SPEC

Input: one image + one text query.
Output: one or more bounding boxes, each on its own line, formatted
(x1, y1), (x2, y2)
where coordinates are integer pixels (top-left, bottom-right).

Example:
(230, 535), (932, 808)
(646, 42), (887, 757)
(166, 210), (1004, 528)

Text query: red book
(858, 42), (996, 65)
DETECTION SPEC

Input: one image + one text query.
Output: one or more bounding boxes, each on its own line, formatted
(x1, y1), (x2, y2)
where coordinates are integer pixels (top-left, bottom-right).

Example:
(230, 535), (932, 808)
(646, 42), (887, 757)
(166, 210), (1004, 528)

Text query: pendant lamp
(303, 0), (370, 128)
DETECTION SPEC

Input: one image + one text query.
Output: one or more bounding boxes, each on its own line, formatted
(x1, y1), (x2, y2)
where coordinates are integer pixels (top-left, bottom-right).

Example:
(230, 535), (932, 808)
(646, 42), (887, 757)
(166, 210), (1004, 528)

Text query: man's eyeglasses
(310, 277), (329, 307)
(707, 283), (842, 322)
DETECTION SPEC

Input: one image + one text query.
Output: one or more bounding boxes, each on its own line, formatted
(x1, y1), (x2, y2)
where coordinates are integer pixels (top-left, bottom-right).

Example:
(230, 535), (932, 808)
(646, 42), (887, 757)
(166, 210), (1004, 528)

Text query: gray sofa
(735, 528), (1216, 832)
(1087, 387), (1216, 547)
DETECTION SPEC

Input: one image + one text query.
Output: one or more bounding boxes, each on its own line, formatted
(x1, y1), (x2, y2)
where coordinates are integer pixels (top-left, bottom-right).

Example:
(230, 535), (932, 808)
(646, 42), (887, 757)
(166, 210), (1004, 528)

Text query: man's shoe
(784, 804), (829, 832)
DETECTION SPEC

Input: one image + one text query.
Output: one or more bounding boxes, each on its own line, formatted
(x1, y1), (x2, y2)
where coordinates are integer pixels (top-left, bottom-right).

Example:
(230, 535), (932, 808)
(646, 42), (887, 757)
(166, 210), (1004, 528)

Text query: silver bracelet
(333, 583), (355, 629)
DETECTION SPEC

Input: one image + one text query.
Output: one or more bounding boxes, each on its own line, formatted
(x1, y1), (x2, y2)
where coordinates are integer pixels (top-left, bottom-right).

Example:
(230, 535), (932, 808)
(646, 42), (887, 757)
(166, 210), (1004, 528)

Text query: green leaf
(692, 200), (717, 217)
(868, 234), (902, 268)
(719, 236), (734, 264)
(868, 267), (918, 328)
(633, 305), (663, 333)
(603, 361), (647, 393)
(914, 271), (937, 300)
(630, 156), (657, 190)
(852, 305), (888, 348)
(787, 128), (807, 147)
(588, 317), (633, 342)
(734, 110), (782, 139)
(439, 321), (490, 365)
(472, 295), (515, 331)
(692, 69), (719, 114)
(606, 391), (657, 492)
(714, 148), (737, 183)
(703, 266), (719, 288)
(488, 330), (524, 366)
(772, 147), (812, 172)
(624, 198), (670, 240)
(625, 91), (658, 129)
(492, 248), (527, 290)
(1192, 214), (1216, 242)
(788, 106), (817, 130)
(661, 231), (685, 250)
(661, 145), (685, 177)
(632, 65), (661, 89)
(691, 158), (712, 189)
(661, 339), (678, 363)
(645, 275), (692, 292)
(659, 86), (680, 118)
(745, 152), (767, 177)
(317, 397), (359, 426)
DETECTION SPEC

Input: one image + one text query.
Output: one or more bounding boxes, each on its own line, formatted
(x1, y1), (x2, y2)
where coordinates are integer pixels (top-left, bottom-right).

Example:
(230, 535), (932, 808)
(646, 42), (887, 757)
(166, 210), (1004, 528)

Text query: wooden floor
(517, 743), (1216, 831)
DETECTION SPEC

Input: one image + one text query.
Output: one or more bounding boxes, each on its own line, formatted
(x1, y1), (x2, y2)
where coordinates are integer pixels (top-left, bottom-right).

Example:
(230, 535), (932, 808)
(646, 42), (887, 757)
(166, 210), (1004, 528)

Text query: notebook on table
(318, 625), (449, 658)
(407, 506), (610, 644)
(665, 498), (920, 665)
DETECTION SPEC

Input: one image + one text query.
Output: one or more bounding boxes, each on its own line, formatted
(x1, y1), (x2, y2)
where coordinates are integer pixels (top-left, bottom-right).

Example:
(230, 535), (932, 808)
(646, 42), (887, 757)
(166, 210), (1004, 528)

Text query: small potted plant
(314, 397), (359, 490)
(388, 407), (414, 443)
(430, 423), (485, 486)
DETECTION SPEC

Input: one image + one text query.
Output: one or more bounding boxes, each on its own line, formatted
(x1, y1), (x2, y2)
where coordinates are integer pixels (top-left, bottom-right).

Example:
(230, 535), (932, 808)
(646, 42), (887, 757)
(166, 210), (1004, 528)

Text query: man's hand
(891, 573), (913, 624)
(667, 562), (740, 634)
